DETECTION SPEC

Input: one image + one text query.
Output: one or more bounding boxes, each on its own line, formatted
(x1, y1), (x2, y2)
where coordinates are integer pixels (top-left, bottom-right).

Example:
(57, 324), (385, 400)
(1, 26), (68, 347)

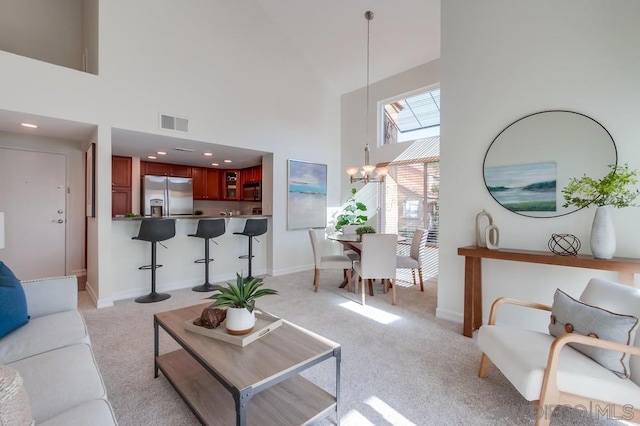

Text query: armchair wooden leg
(411, 269), (417, 286)
(478, 353), (490, 378)
(345, 269), (352, 292)
(535, 406), (551, 426)
(368, 279), (374, 296)
(313, 269), (320, 292)
(418, 268), (424, 291)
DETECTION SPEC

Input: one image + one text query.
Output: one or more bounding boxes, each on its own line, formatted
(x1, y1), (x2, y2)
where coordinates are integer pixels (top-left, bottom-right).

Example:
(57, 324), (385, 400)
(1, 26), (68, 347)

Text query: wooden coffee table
(154, 303), (341, 426)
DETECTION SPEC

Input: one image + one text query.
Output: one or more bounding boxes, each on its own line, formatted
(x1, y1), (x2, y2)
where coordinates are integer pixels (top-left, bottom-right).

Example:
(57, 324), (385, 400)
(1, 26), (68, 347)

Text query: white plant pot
(590, 205), (616, 259)
(225, 307), (256, 335)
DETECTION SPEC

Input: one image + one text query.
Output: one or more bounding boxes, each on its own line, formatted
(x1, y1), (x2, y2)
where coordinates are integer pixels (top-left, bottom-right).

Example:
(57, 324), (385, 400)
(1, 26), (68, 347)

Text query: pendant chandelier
(346, 11), (388, 184)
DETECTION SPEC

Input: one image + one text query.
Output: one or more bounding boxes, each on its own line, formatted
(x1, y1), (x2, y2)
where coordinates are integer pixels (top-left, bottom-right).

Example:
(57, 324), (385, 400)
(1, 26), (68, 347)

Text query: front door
(0, 148), (66, 279)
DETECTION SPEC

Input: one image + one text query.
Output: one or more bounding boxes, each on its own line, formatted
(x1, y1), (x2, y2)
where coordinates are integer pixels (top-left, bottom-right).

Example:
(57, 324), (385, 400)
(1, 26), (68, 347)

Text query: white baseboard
(435, 307), (463, 324)
(71, 268), (87, 277)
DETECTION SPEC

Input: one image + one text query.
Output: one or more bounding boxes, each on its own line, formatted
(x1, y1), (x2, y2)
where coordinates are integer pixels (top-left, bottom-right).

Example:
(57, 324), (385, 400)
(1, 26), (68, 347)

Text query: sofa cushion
(549, 289), (639, 378)
(39, 399), (117, 426)
(0, 310), (90, 364)
(8, 343), (107, 424)
(478, 325), (640, 405)
(0, 365), (34, 426)
(0, 261), (29, 339)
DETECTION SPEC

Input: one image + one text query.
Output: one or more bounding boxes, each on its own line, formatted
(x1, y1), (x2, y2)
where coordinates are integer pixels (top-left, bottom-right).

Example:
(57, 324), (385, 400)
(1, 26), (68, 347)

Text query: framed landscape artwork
(287, 159), (327, 230)
(484, 161), (557, 212)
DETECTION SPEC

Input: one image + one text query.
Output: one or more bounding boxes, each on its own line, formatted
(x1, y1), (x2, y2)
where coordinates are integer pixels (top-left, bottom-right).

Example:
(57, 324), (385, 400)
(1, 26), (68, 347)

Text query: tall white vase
(590, 205), (616, 259)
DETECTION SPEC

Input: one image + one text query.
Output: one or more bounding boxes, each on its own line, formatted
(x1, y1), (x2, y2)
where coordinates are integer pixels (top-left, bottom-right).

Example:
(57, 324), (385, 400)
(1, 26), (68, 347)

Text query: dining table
(328, 233), (406, 289)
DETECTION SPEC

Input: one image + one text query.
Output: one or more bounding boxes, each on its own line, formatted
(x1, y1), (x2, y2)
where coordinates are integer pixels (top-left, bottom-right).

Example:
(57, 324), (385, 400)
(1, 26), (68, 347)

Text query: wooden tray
(184, 311), (283, 347)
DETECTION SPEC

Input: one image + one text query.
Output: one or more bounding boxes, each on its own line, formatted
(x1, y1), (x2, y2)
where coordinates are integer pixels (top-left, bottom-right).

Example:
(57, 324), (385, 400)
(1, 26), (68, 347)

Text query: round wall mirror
(483, 110), (617, 218)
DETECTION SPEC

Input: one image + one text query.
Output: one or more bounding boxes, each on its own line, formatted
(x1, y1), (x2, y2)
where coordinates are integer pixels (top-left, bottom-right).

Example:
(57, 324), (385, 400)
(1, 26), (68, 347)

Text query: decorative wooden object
(457, 246), (640, 337)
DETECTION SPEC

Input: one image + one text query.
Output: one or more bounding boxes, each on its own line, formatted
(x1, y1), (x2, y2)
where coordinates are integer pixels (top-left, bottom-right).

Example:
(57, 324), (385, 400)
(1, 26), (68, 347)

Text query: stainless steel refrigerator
(142, 175), (194, 216)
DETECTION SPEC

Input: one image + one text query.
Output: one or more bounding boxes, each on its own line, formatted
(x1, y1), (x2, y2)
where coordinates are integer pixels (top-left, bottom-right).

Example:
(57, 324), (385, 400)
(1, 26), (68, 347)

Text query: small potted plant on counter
(206, 274), (278, 335)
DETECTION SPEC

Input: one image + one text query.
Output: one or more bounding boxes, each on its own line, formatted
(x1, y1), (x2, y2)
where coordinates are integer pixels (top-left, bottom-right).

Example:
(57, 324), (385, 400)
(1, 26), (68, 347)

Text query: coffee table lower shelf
(157, 349), (336, 426)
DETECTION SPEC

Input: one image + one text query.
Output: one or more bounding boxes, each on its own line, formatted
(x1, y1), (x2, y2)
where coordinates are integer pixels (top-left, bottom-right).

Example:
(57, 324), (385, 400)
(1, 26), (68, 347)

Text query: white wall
(0, 0), (83, 70)
(439, 1), (640, 329)
(0, 132), (86, 277)
(0, 1), (341, 305)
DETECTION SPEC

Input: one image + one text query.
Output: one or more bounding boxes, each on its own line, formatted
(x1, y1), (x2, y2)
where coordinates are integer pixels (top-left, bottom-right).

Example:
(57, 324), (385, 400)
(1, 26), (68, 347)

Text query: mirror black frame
(483, 110), (617, 218)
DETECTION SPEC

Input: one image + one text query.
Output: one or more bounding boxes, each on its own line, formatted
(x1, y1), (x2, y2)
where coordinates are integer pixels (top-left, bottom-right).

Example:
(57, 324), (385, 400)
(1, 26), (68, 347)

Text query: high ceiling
(255, 0), (440, 94)
(0, 1), (440, 166)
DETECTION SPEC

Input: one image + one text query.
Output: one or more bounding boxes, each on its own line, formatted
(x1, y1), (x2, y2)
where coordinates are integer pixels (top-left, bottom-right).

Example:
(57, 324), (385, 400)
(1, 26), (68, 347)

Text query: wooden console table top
(457, 246), (640, 337)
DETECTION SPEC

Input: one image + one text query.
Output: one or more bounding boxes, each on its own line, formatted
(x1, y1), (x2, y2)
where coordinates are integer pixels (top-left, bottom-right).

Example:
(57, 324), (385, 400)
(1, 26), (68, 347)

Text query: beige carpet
(79, 270), (621, 425)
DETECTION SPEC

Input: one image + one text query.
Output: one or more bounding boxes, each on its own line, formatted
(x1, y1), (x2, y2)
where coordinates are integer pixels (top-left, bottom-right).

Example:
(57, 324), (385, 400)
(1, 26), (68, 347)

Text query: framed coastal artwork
(287, 159), (327, 230)
(484, 161), (557, 212)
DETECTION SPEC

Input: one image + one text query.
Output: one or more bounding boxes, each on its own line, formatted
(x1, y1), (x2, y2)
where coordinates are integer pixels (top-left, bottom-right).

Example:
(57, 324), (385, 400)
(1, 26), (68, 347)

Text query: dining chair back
(308, 229), (353, 292)
(341, 225), (360, 261)
(354, 233), (398, 305)
(396, 228), (426, 291)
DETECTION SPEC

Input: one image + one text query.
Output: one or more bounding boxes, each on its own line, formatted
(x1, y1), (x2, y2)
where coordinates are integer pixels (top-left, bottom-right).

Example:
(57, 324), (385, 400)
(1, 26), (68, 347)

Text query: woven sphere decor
(548, 233), (581, 256)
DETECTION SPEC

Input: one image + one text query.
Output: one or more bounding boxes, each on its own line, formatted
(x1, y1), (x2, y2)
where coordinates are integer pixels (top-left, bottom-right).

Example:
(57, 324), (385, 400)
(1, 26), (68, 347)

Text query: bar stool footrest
(139, 264), (163, 270)
(194, 259), (214, 264)
(238, 255), (254, 260)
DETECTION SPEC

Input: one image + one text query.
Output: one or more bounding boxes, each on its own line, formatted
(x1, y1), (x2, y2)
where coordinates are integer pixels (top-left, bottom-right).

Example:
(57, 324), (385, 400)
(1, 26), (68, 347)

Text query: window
(381, 156), (440, 243)
(382, 87), (440, 145)
(378, 139), (440, 283)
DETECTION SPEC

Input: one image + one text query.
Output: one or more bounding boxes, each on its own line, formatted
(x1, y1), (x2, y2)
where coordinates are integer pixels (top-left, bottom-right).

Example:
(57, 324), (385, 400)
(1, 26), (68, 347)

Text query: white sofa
(0, 276), (117, 425)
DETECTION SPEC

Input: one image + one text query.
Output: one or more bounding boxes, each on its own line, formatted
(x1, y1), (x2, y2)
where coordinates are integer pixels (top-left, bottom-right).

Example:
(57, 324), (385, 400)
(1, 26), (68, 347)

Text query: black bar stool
(233, 218), (267, 280)
(189, 218), (226, 292)
(132, 218), (176, 303)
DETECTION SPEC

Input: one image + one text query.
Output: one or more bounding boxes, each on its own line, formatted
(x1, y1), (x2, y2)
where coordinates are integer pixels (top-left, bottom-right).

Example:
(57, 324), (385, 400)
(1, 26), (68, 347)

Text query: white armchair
(477, 277), (640, 425)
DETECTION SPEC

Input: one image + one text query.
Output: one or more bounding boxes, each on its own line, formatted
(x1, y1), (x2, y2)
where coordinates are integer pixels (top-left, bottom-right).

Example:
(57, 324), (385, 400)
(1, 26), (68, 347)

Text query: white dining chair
(396, 228), (426, 291)
(308, 229), (353, 292)
(353, 234), (398, 305)
(341, 225), (361, 261)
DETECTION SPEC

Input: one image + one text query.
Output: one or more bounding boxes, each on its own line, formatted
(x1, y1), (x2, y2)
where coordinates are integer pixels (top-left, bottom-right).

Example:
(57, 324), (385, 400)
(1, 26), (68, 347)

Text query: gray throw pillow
(549, 289), (639, 378)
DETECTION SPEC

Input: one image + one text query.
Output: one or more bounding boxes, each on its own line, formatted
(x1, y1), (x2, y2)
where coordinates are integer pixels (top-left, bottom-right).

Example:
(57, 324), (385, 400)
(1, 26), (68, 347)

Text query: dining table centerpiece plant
(334, 187), (368, 231)
(205, 273), (278, 335)
(561, 163), (639, 259)
(355, 225), (376, 236)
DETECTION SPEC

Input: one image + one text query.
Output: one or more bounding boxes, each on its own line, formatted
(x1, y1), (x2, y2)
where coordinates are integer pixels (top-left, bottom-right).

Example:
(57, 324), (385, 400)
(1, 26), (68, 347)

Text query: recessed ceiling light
(20, 123), (38, 128)
(211, 163), (219, 166)
(157, 151), (167, 155)
(203, 152), (213, 156)
(224, 160), (232, 163)
(147, 155), (157, 159)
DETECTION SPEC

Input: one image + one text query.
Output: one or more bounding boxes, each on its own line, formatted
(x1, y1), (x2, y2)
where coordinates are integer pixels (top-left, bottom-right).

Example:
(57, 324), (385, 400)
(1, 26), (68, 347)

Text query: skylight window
(383, 88), (440, 144)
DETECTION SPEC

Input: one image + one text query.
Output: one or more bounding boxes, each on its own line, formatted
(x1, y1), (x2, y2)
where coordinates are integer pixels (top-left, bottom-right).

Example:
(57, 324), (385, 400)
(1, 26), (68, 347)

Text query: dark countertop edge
(112, 215), (271, 221)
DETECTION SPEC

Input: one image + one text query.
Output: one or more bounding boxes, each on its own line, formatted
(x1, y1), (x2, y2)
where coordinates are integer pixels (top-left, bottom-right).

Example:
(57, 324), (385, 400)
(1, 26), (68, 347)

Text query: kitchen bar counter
(112, 214), (270, 220)
(111, 216), (270, 301)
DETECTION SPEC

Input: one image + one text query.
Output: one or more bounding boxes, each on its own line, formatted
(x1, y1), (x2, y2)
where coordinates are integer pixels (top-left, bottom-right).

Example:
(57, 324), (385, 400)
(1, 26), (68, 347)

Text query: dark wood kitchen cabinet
(242, 165), (262, 184)
(222, 170), (239, 200)
(192, 167), (221, 200)
(112, 156), (132, 216)
(141, 161), (192, 177)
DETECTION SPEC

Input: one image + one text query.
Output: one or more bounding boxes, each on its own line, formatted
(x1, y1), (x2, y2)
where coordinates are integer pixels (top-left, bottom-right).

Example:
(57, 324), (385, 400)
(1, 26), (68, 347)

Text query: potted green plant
(335, 188), (368, 231)
(206, 274), (278, 335)
(355, 225), (376, 236)
(562, 163), (639, 259)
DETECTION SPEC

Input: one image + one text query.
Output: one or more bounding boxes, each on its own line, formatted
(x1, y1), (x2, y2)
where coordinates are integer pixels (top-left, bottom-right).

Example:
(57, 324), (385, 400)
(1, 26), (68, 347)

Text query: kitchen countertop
(112, 215), (270, 221)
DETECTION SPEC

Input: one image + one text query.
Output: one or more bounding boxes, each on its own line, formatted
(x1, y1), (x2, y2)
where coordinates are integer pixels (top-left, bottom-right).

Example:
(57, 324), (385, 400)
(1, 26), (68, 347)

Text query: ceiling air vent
(160, 113), (189, 132)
